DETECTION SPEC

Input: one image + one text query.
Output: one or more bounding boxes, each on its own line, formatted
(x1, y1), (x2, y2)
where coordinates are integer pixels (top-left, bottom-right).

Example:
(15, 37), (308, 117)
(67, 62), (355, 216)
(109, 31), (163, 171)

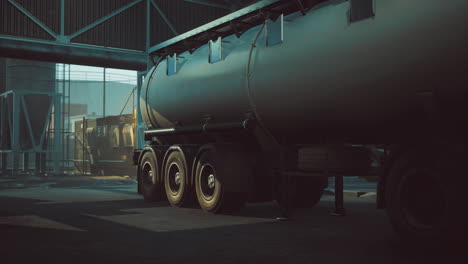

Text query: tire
(194, 148), (245, 214)
(163, 149), (191, 207)
(385, 146), (468, 248)
(138, 151), (164, 202)
(276, 176), (326, 209)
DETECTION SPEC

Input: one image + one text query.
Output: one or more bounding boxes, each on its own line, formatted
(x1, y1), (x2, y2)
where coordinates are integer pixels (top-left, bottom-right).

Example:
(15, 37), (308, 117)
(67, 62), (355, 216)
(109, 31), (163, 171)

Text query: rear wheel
(139, 151), (164, 202)
(164, 149), (191, 207)
(385, 146), (468, 248)
(195, 147), (246, 214)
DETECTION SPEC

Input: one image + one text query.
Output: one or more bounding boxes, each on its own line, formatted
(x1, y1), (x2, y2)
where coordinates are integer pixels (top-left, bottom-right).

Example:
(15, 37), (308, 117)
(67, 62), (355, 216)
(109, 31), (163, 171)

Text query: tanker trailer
(136, 0), (468, 245)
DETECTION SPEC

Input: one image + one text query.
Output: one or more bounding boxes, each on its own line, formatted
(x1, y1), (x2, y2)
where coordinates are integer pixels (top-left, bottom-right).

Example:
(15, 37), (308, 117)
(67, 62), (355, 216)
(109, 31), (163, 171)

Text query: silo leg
(1, 153), (7, 174)
(23, 152), (29, 172)
(12, 153), (19, 177)
(52, 95), (61, 175)
(40, 153), (47, 175)
(35, 153), (41, 174)
(12, 93), (20, 176)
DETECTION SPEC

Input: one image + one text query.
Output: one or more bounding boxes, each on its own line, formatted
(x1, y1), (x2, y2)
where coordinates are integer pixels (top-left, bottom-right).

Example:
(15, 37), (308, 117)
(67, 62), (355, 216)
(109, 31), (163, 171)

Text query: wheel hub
(199, 164), (216, 199)
(148, 170), (153, 181)
(175, 172), (181, 185)
(208, 174), (215, 189)
(168, 163), (182, 193)
(142, 161), (153, 184)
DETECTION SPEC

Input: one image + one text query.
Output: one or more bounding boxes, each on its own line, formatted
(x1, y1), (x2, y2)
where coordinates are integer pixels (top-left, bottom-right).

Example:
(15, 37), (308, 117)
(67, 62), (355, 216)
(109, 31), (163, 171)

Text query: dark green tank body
(141, 0), (468, 145)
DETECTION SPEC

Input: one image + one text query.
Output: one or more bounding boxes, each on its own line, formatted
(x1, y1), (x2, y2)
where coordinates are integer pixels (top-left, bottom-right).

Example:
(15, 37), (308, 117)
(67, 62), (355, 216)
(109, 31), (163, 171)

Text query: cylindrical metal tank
(141, 0), (468, 144)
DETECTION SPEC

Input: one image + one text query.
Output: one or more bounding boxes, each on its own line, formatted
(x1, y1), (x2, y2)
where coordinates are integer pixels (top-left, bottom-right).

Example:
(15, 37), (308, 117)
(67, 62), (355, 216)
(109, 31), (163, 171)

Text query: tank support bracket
(331, 175), (346, 216)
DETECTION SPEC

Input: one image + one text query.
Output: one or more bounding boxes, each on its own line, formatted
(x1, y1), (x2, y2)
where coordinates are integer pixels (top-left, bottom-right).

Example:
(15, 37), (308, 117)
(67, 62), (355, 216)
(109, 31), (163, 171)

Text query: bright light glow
(56, 64), (137, 85)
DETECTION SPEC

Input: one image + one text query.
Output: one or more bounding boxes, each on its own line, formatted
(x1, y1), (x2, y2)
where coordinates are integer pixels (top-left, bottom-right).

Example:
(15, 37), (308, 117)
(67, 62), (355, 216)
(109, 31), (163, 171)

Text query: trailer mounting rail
(148, 0), (309, 57)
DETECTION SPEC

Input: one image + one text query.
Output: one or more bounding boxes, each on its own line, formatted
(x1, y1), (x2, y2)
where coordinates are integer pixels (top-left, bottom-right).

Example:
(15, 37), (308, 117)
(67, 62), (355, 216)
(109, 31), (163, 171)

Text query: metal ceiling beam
(0, 35), (148, 71)
(149, 0), (280, 54)
(2, 0), (233, 69)
(68, 0), (144, 41)
(151, 0), (179, 36)
(146, 0), (151, 51)
(60, 0), (65, 36)
(7, 0), (59, 40)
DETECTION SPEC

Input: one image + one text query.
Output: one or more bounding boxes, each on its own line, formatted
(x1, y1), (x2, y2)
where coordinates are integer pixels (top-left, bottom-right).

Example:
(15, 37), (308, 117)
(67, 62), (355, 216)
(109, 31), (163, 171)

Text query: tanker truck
(135, 0), (468, 246)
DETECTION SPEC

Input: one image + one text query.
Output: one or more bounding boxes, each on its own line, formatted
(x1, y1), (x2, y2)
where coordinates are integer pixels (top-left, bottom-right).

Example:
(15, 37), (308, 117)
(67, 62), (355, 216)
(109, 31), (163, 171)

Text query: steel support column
(146, 0), (151, 52)
(12, 92), (20, 175)
(103, 68), (106, 118)
(52, 94), (62, 175)
(332, 175), (346, 216)
(136, 71), (147, 151)
(60, 0), (65, 37)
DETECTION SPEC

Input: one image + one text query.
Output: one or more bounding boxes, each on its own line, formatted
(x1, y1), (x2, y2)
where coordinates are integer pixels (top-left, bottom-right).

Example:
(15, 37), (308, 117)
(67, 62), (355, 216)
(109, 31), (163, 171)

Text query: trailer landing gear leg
(331, 175), (346, 216)
(276, 174), (295, 221)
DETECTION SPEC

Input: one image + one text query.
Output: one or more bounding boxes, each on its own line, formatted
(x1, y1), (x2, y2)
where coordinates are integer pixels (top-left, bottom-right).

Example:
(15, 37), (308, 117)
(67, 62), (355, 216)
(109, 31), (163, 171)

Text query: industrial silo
(0, 58), (57, 174)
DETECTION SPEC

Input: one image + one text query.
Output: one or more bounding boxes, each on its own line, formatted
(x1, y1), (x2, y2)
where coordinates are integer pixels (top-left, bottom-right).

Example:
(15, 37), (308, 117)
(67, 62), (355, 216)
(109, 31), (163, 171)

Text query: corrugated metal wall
(151, 0), (229, 44)
(67, 0), (147, 51)
(0, 0), (229, 51)
(0, 0), (60, 41)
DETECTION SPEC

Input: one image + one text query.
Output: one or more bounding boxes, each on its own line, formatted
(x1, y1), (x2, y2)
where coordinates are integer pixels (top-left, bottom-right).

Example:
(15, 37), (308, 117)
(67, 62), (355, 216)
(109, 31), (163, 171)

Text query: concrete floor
(0, 176), (466, 264)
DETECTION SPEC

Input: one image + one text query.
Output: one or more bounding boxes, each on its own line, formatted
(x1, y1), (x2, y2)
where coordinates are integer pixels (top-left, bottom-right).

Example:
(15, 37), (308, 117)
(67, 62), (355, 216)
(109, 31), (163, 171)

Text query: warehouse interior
(1, 0), (467, 263)
(0, 58), (138, 176)
(0, 0), (256, 176)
